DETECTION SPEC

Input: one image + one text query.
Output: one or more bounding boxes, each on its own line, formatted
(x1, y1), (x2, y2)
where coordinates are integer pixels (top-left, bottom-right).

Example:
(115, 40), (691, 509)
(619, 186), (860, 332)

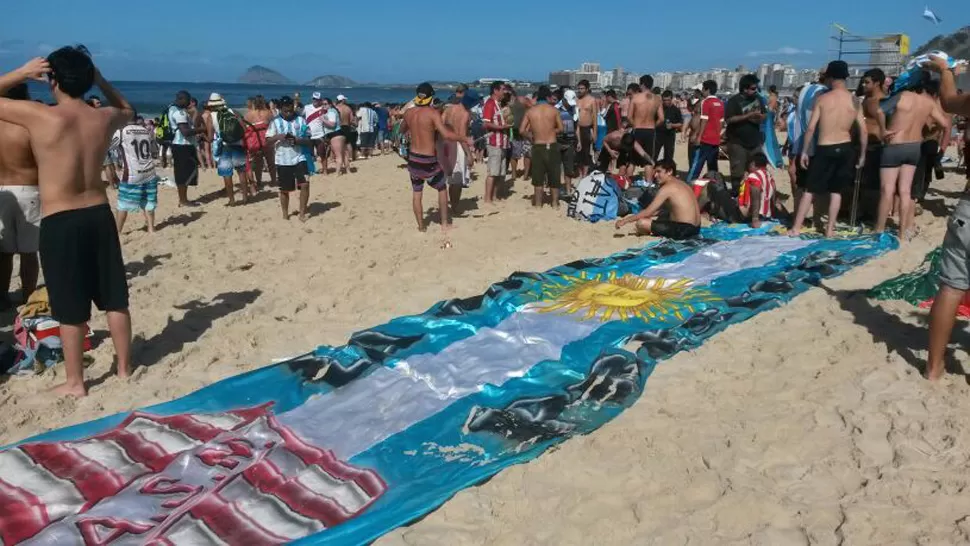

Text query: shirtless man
(627, 75), (665, 181)
(439, 90), (476, 216)
(400, 83), (471, 232)
(0, 48), (134, 397)
(576, 79), (598, 177)
(520, 86), (564, 208)
(861, 68), (889, 197)
(877, 71), (948, 237)
(333, 94), (354, 175)
(790, 61), (866, 238)
(615, 159), (700, 240)
(0, 84), (40, 308)
(597, 130), (651, 176)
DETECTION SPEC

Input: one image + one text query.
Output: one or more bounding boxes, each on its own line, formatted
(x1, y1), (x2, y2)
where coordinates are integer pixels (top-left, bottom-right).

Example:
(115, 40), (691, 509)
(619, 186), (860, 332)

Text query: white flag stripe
(71, 440), (148, 482)
(280, 236), (819, 461)
(296, 464), (373, 513)
(640, 236), (812, 285)
(124, 417), (201, 454)
(0, 449), (85, 521)
(166, 516), (231, 546)
(190, 413), (245, 430)
(219, 478), (323, 538)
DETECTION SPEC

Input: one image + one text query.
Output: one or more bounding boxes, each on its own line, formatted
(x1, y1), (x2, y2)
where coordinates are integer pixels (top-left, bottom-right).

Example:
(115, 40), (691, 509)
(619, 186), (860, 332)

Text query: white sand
(2, 145), (969, 545)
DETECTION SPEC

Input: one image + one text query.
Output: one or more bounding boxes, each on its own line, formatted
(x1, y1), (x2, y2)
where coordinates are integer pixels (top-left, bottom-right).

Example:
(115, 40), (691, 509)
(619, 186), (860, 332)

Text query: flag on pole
(923, 6), (943, 24)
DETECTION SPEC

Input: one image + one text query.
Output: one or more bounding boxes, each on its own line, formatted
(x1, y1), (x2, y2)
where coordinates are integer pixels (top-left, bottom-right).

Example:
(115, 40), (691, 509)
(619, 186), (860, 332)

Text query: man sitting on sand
(0, 48), (134, 397)
(520, 85), (564, 208)
(615, 159), (701, 240)
(266, 96), (312, 221)
(400, 82), (471, 232)
(0, 83), (40, 309)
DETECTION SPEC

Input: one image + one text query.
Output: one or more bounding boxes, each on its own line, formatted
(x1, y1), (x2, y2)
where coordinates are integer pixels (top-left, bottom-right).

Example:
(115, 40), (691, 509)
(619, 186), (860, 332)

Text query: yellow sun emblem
(534, 271), (718, 322)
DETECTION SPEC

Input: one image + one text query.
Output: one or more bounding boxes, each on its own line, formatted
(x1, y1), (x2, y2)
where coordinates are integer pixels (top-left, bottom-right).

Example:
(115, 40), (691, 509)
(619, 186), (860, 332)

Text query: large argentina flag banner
(0, 225), (896, 545)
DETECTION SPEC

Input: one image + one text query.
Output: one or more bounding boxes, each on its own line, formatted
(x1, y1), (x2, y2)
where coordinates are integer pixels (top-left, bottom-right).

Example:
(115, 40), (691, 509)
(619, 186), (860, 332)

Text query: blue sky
(0, 0), (964, 83)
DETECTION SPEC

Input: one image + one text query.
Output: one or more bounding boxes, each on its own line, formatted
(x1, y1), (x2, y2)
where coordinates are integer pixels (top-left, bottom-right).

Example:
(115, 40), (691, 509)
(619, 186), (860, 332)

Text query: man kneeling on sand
(0, 47), (134, 397)
(615, 159), (701, 240)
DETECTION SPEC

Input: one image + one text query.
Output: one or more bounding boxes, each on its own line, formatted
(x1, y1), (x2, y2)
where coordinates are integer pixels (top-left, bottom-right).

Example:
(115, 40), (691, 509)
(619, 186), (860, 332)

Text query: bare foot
(283, 213), (290, 220)
(925, 367), (945, 381)
(299, 214), (307, 223)
(417, 225), (427, 233)
(50, 382), (87, 398)
(787, 229), (801, 237)
(147, 227), (156, 234)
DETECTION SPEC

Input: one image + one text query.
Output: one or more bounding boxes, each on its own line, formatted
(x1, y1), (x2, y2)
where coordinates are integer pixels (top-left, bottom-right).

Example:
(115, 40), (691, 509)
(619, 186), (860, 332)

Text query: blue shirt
(376, 107), (389, 132)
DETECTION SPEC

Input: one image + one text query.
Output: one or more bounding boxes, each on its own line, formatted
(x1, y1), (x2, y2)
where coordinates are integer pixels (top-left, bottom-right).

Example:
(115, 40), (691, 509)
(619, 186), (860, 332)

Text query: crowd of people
(1, 42), (970, 397)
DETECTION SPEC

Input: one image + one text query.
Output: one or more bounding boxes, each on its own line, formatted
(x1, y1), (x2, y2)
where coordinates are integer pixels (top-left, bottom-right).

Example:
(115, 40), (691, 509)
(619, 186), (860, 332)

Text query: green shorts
(531, 143), (562, 189)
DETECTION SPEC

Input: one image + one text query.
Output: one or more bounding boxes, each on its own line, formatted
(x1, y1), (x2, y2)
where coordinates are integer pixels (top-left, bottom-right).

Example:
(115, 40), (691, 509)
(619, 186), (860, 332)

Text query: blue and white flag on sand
(923, 6), (942, 24)
(0, 225), (898, 545)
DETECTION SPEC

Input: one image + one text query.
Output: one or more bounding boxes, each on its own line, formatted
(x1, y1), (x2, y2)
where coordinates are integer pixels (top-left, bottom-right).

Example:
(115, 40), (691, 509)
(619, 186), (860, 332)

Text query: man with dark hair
(401, 83), (471, 231)
(482, 80), (511, 203)
(598, 130), (650, 176)
(266, 96), (312, 221)
(875, 70), (948, 237)
(791, 61), (867, 238)
(628, 75), (664, 180)
(687, 80), (724, 181)
(169, 90), (200, 206)
(509, 88), (532, 182)
(439, 89), (478, 215)
(0, 82), (40, 309)
(861, 68), (888, 198)
(0, 48), (135, 397)
(521, 85), (564, 208)
(576, 79), (597, 177)
(615, 158), (700, 240)
(724, 74), (766, 193)
(603, 89), (622, 134)
(656, 90), (684, 163)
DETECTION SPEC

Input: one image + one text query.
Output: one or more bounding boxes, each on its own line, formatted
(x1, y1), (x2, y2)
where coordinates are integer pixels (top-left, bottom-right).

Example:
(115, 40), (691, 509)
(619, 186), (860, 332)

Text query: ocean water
(23, 81), (422, 117)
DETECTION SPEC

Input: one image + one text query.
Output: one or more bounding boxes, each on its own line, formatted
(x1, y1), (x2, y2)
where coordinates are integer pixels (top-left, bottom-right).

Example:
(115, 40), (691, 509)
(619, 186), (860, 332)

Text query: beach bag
(218, 109), (245, 144)
(566, 171), (623, 223)
(158, 108), (175, 141)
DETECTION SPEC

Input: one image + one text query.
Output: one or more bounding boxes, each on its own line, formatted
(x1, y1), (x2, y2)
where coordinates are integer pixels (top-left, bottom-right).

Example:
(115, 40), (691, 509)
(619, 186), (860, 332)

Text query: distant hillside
(304, 75), (357, 87)
(238, 65), (293, 85)
(913, 26), (970, 59)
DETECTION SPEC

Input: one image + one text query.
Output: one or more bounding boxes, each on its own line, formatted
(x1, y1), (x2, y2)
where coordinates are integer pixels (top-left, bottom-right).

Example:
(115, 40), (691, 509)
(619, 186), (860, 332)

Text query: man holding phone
(266, 96), (312, 221)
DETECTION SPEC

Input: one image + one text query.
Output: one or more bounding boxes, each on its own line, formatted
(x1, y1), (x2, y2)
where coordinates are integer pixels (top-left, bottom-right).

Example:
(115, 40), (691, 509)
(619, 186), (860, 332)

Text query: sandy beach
(1, 143), (969, 545)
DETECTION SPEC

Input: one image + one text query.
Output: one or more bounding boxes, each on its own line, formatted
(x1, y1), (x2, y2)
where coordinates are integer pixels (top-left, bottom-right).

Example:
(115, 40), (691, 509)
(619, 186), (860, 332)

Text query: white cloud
(746, 46), (813, 57)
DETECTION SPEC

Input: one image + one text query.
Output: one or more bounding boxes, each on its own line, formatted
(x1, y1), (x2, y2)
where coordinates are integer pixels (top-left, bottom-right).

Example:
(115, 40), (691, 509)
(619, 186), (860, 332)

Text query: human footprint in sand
(0, 48), (135, 396)
(400, 82), (473, 232)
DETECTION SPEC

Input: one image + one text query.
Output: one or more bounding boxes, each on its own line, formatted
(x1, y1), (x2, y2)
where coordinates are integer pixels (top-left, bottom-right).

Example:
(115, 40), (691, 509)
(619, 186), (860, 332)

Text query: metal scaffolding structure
(830, 24), (910, 84)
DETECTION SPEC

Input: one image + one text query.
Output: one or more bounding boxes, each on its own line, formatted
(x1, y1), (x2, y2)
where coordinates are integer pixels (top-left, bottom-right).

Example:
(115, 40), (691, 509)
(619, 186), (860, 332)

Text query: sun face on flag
(534, 272), (717, 322)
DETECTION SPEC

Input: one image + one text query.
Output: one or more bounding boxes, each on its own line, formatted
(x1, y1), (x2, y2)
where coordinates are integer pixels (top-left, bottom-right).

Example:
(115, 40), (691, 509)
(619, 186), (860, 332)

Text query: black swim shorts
(648, 219), (700, 240)
(39, 203), (129, 324)
(578, 126), (594, 167)
(632, 128), (657, 162)
(277, 162), (309, 192)
(171, 144), (198, 187)
(806, 142), (856, 195)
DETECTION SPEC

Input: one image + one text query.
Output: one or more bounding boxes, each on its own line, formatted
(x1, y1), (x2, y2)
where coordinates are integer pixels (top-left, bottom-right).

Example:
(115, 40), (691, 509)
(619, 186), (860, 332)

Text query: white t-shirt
(266, 116), (309, 166)
(117, 124), (157, 184)
(304, 103), (326, 139)
(356, 107), (378, 133)
(168, 105), (195, 146)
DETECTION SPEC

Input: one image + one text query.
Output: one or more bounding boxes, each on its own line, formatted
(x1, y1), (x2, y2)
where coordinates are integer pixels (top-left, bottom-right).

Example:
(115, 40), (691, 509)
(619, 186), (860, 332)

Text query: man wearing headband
(400, 82), (473, 232)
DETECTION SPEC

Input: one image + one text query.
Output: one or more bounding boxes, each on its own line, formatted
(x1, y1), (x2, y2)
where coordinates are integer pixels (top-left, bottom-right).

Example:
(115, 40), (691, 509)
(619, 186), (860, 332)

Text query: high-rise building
(612, 67), (625, 88)
(654, 72), (673, 89)
(580, 62), (601, 74)
(599, 70), (614, 88)
(549, 70), (576, 87)
(575, 72), (600, 86)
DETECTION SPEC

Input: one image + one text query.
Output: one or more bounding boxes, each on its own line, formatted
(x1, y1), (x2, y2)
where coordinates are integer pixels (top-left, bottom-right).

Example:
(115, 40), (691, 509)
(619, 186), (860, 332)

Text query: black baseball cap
(825, 61), (850, 80)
